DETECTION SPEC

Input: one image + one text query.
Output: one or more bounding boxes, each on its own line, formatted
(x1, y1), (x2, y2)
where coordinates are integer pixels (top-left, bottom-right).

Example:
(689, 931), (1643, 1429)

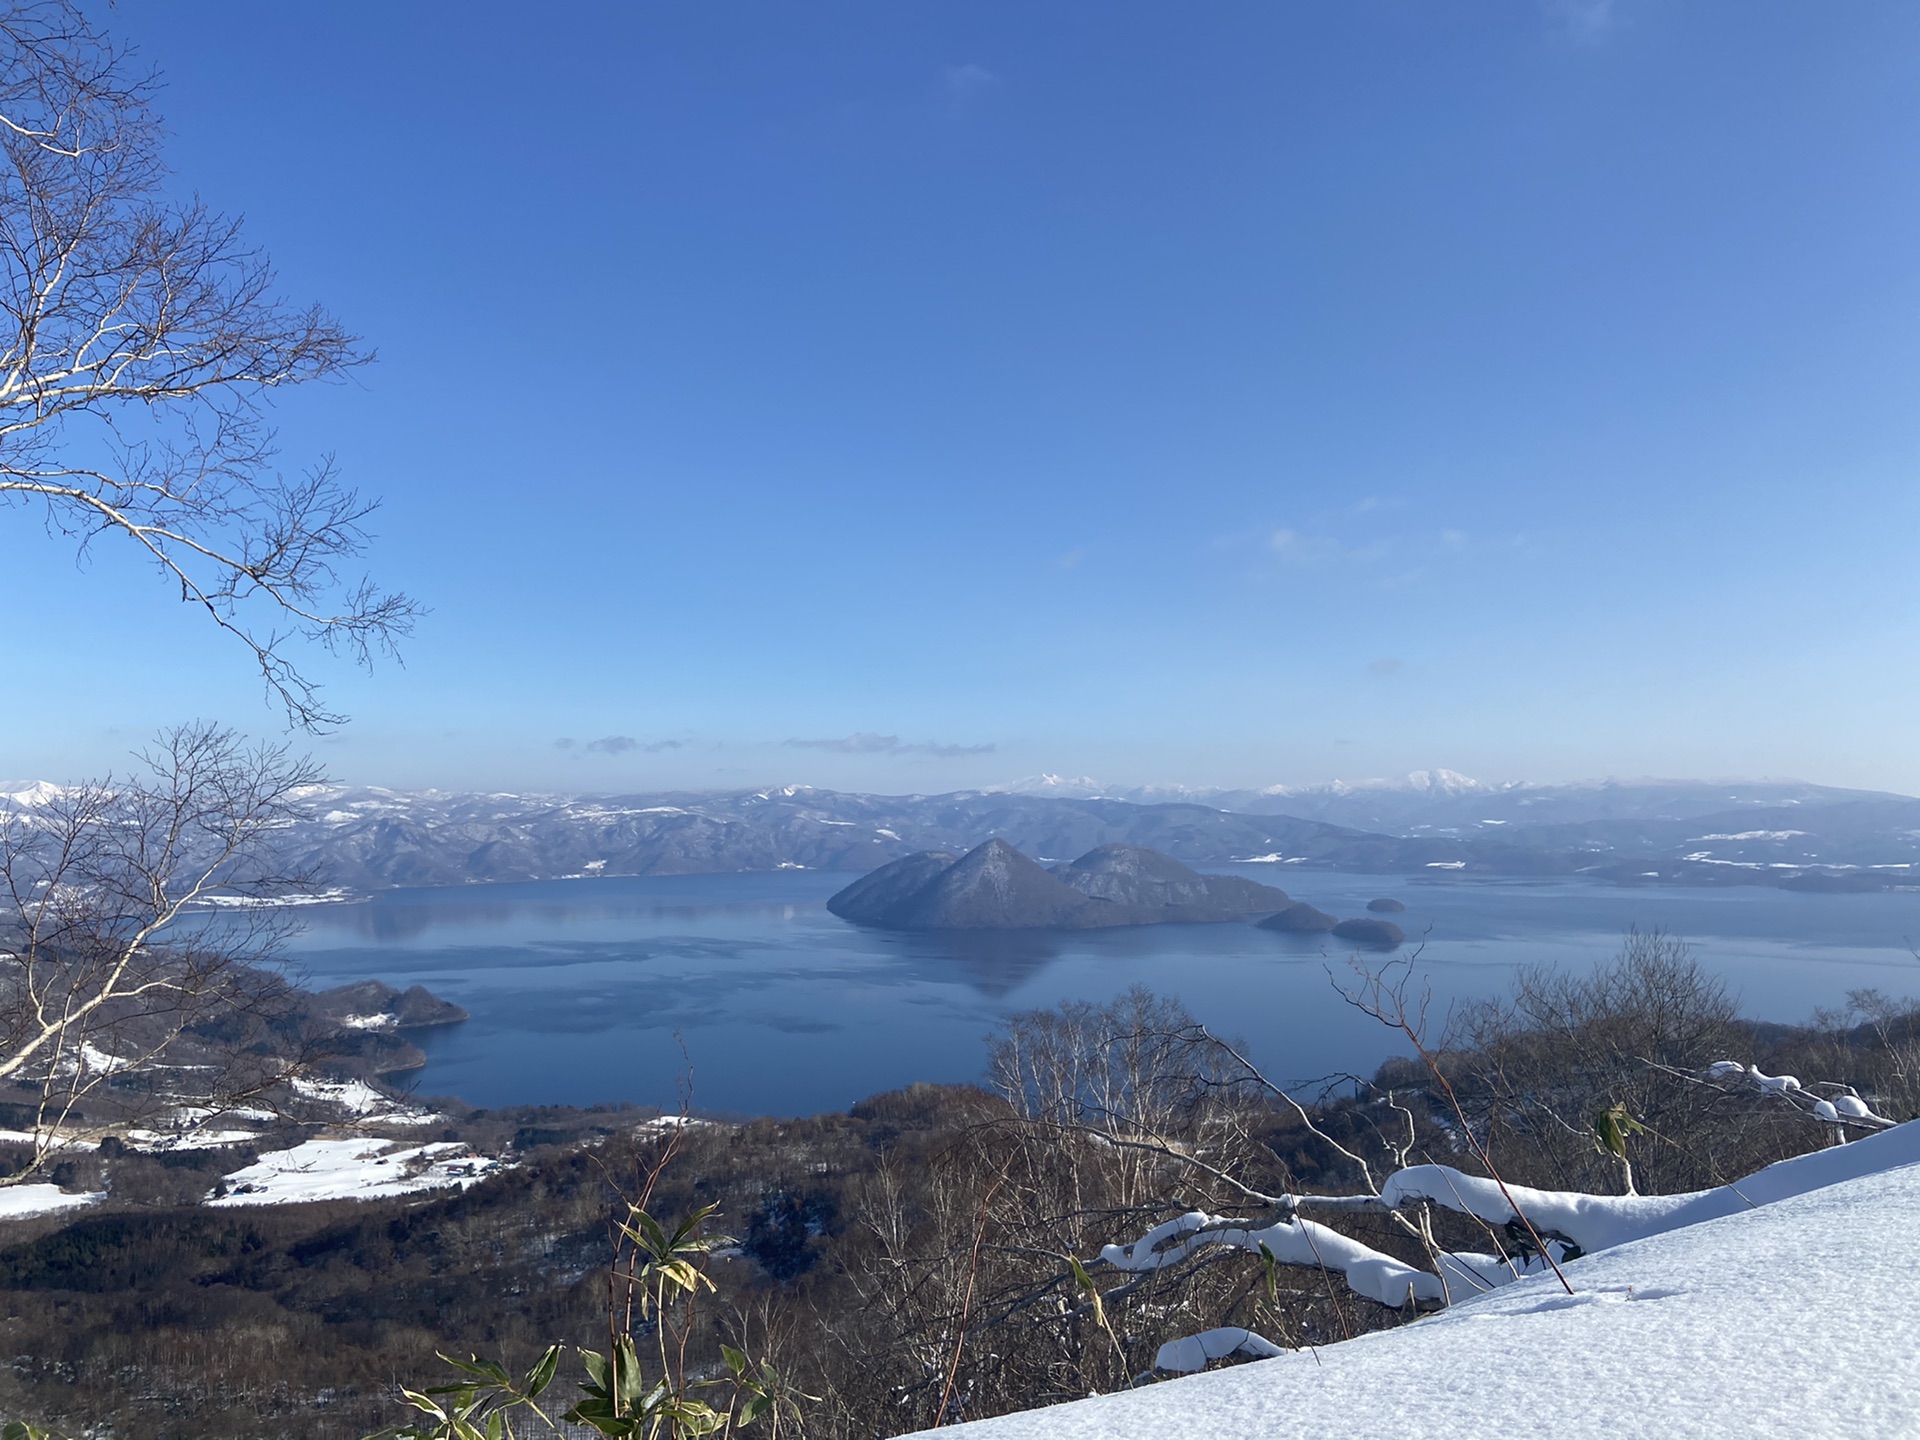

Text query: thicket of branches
(0, 722), (328, 1179)
(1438, 928), (1852, 1195)
(756, 943), (1919, 1434)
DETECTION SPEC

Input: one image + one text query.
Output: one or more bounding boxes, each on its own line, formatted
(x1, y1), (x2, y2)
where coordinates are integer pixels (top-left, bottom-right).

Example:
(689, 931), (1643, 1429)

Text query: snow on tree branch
(1097, 1207), (1452, 1308)
(1698, 1060), (1897, 1130)
(1093, 1118), (1919, 1342)
(1153, 1327), (1285, 1375)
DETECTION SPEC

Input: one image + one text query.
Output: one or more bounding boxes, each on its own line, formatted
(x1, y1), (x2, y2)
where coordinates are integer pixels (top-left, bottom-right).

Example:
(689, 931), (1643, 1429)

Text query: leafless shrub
(0, 722), (326, 1175)
(1436, 929), (1795, 1193)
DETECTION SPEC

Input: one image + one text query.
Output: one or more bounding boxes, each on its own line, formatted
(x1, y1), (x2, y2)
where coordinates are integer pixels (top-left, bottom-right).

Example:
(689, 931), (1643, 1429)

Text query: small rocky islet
(827, 840), (1404, 945)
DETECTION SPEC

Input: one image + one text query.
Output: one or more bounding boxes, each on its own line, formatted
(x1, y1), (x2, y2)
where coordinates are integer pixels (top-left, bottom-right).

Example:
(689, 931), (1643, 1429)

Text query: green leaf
(1069, 1254), (1107, 1331)
(614, 1337), (646, 1404)
(563, 1397), (618, 1423)
(400, 1389), (451, 1420)
(1594, 1101), (1650, 1160)
(524, 1343), (563, 1399)
(441, 1354), (513, 1387)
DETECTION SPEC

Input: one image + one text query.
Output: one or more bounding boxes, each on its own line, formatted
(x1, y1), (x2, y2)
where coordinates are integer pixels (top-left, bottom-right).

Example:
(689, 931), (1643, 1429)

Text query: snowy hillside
(925, 1124), (1920, 1440)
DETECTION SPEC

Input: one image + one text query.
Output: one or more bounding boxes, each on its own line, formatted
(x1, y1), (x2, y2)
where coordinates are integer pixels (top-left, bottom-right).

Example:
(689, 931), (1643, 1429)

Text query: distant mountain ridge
(991, 771), (1904, 831)
(5, 776), (1917, 895)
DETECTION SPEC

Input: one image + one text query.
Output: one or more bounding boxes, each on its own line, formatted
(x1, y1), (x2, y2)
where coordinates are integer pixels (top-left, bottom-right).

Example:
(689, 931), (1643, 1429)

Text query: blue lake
(274, 869), (1920, 1117)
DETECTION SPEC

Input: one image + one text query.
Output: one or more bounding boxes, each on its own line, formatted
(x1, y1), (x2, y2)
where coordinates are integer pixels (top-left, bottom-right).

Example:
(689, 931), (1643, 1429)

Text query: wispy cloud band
(786, 732), (994, 759)
(555, 736), (684, 756)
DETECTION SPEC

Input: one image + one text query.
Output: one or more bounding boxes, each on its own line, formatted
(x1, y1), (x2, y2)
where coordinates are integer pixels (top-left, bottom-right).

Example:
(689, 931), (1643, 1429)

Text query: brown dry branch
(1335, 950), (1575, 1295)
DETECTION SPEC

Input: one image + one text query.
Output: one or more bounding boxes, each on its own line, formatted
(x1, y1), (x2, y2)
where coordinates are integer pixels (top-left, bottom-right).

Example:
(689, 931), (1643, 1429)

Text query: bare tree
(0, 722), (323, 1178)
(0, 2), (414, 728)
(1443, 930), (1814, 1194)
(1085, 954), (1910, 1377)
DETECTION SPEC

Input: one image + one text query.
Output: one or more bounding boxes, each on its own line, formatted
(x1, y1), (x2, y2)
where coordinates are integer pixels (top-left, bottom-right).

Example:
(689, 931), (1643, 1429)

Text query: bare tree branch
(0, 722), (325, 1177)
(0, 3), (414, 728)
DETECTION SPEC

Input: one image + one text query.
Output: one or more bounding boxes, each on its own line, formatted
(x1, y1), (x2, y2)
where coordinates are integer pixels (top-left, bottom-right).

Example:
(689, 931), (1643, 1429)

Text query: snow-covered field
(0, 1128), (72, 1149)
(125, 1127), (261, 1151)
(208, 1137), (500, 1206)
(930, 1124), (1920, 1440)
(0, 1184), (103, 1220)
(0, 1126), (502, 1219)
(290, 1075), (440, 1125)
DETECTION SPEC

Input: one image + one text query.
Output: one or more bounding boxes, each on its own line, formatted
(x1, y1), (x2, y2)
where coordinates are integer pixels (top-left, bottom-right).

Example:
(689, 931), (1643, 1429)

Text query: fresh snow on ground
(336, 1012), (399, 1030)
(0, 1184), (102, 1219)
(0, 1128), (71, 1149)
(125, 1128), (260, 1151)
(191, 888), (356, 908)
(50, 1041), (132, 1078)
(208, 1138), (498, 1206)
(290, 1076), (439, 1125)
(636, 1114), (705, 1133)
(932, 1124), (1920, 1440)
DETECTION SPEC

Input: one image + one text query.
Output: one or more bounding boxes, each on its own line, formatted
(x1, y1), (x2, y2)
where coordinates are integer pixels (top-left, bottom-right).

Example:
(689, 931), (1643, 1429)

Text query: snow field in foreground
(208, 1137), (500, 1206)
(931, 1131), (1920, 1440)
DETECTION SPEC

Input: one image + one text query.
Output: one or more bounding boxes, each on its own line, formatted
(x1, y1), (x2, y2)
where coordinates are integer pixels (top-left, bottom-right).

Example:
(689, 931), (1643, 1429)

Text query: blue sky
(10, 1), (1920, 795)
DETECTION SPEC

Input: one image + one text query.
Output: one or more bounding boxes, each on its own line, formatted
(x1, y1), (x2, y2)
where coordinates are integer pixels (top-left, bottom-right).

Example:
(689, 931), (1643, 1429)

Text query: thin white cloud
(943, 63), (998, 101)
(786, 732), (995, 759)
(1269, 529), (1389, 567)
(1544, 0), (1616, 44)
(559, 736), (684, 756)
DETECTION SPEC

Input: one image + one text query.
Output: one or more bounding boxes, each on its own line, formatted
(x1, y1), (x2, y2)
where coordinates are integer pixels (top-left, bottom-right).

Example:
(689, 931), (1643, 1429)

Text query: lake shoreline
(240, 870), (1920, 1118)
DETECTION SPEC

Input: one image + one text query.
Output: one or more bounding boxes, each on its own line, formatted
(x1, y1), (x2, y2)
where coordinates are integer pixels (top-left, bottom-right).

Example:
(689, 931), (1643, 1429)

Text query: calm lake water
(274, 869), (1920, 1117)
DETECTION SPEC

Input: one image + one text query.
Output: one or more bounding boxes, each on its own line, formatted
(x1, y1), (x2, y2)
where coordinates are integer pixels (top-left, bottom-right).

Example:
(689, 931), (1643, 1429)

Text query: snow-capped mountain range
(8, 772), (1920, 896)
(990, 770), (1896, 834)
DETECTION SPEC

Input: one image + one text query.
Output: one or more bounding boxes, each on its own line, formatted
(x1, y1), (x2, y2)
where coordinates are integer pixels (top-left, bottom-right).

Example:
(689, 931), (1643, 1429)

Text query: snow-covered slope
(0, 1184), (104, 1219)
(929, 1127), (1920, 1440)
(209, 1137), (498, 1206)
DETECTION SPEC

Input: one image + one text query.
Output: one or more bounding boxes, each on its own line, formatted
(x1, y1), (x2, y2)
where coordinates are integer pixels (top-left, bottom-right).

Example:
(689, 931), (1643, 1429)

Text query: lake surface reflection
(273, 869), (1920, 1116)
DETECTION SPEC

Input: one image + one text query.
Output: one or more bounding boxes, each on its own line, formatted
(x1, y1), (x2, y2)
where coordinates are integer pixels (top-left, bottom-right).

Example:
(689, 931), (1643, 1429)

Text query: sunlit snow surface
(931, 1126), (1920, 1440)
(0, 1184), (102, 1219)
(208, 1138), (496, 1206)
(125, 1128), (260, 1150)
(289, 1076), (440, 1125)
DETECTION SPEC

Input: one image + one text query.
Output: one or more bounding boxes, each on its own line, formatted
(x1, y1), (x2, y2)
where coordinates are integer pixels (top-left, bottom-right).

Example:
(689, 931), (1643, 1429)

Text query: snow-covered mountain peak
(1253, 769), (1498, 800)
(997, 774), (1111, 798)
(0, 780), (70, 807)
